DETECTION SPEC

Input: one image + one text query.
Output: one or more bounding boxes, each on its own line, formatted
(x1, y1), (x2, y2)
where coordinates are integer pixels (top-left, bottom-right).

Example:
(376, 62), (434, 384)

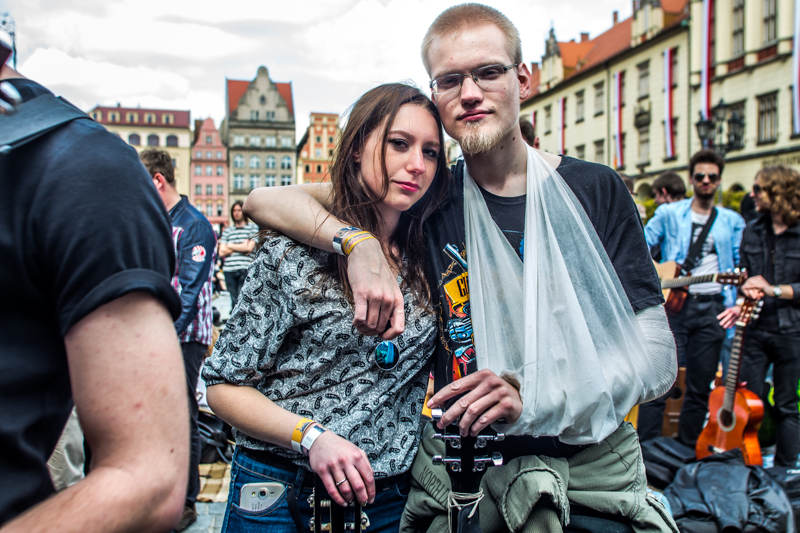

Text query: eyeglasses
(752, 184), (763, 194)
(429, 63), (518, 96)
(693, 172), (720, 183)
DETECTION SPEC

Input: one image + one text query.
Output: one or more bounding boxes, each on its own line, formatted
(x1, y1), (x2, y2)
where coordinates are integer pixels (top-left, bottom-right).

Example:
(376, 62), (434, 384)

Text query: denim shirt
(644, 198), (745, 308)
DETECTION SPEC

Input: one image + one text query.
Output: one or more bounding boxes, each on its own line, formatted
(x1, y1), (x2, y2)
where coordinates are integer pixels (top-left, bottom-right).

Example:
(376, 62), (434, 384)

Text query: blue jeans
(221, 448), (409, 533)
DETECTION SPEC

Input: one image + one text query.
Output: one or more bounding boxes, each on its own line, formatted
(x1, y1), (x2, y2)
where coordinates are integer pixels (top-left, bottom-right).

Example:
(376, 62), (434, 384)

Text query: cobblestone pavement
(184, 502), (226, 533)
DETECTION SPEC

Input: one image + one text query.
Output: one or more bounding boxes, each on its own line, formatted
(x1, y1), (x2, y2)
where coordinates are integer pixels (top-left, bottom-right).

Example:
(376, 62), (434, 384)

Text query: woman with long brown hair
(203, 83), (449, 533)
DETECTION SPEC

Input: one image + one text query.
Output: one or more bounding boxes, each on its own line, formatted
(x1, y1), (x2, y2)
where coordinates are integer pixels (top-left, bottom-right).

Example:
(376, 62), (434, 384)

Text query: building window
(216, 165), (223, 176)
(249, 155), (260, 169)
(233, 135), (244, 146)
(281, 137), (292, 148)
(329, 136), (334, 143)
(758, 93), (778, 143)
(195, 184), (202, 195)
(281, 175), (292, 186)
(126, 112), (137, 123)
(265, 136), (277, 147)
(205, 165), (212, 176)
(315, 148), (322, 157)
(128, 133), (141, 146)
(194, 165), (202, 176)
(305, 165), (310, 173)
(217, 185), (223, 195)
(195, 202), (202, 211)
(205, 151), (211, 159)
(206, 203), (213, 217)
(250, 175), (260, 189)
(195, 150), (202, 159)
(233, 174), (244, 190)
(205, 135), (212, 144)
(251, 110), (259, 121)
(281, 157), (291, 169)
(249, 135), (260, 147)
(315, 136), (321, 143)
(733, 0), (745, 56)
(594, 82), (605, 115)
(233, 154), (244, 168)
(575, 145), (585, 160)
(147, 134), (159, 147)
(217, 203), (223, 216)
(575, 91), (585, 122)
(166, 135), (178, 147)
(162, 114), (173, 125)
(637, 61), (649, 99)
(265, 156), (276, 169)
(329, 149), (333, 156)
(108, 111), (119, 122)
(216, 151), (223, 159)
(544, 105), (552, 134)
(91, 111), (102, 121)
(594, 139), (605, 164)
(266, 111), (275, 121)
(172, 158), (178, 168)
(638, 127), (650, 164)
(316, 164), (323, 174)
(265, 175), (275, 187)
(671, 49), (679, 87)
(206, 184), (213, 195)
(763, 0), (777, 43)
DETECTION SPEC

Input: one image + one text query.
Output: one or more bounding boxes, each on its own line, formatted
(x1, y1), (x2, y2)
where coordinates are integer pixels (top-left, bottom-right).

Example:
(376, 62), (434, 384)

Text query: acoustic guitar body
(696, 384), (764, 465)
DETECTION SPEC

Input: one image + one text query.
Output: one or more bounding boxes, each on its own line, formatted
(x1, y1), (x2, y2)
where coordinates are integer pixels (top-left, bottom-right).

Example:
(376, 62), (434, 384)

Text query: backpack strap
(0, 93), (87, 153)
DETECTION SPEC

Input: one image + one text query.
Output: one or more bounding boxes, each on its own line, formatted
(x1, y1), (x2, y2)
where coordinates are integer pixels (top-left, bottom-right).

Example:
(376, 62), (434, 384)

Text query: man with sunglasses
(642, 149), (745, 447)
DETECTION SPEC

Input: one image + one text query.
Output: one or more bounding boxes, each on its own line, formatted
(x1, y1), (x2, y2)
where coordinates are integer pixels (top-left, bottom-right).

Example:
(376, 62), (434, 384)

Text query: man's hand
(741, 275), (769, 300)
(347, 238), (404, 339)
(427, 369), (522, 437)
(717, 305), (741, 329)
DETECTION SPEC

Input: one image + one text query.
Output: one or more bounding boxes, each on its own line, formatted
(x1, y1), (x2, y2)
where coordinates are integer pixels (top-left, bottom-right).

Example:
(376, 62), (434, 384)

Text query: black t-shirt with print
(422, 155), (663, 394)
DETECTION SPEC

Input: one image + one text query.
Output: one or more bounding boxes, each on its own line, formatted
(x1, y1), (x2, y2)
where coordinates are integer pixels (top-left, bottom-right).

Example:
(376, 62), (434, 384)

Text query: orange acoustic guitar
(696, 298), (764, 465)
(653, 261), (747, 315)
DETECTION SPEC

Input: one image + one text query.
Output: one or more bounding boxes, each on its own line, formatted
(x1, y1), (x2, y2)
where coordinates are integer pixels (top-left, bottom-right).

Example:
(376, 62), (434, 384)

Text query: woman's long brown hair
(322, 83), (451, 306)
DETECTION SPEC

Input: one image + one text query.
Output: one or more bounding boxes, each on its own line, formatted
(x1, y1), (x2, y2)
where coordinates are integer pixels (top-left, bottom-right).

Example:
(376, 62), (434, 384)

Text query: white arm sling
(464, 146), (676, 444)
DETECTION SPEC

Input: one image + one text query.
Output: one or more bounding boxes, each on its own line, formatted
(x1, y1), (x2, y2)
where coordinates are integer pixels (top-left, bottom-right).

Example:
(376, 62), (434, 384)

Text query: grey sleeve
(202, 239), (297, 387)
(636, 304), (678, 403)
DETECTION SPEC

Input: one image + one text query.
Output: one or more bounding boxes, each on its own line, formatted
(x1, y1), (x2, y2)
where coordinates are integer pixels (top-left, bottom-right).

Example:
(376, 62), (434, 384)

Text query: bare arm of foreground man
(243, 185), (405, 339)
(1, 293), (189, 533)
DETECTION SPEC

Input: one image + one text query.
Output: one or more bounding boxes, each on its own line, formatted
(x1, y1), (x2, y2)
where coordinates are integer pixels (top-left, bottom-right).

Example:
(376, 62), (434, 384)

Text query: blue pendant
(375, 341), (400, 371)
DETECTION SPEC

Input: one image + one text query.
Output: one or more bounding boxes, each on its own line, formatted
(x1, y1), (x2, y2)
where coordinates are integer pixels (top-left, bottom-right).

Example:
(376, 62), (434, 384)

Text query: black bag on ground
(664, 448), (795, 533)
(641, 437), (696, 490)
(766, 466), (800, 531)
(197, 410), (233, 464)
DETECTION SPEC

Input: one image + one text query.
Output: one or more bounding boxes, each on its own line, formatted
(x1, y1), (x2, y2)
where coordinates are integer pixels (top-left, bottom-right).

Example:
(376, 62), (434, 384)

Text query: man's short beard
(458, 121), (505, 156)
(694, 189), (717, 200)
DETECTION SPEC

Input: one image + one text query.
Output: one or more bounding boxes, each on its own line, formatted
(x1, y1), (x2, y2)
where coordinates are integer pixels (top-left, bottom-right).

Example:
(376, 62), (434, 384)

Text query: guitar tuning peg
(430, 408), (443, 422)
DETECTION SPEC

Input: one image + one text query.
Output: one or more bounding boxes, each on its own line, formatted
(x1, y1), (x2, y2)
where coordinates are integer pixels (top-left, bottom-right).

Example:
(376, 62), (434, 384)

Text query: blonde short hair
(421, 3), (522, 75)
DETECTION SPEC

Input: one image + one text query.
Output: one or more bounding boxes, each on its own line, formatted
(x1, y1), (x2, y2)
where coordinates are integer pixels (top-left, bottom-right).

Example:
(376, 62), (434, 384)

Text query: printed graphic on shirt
(438, 243), (477, 382)
(192, 245), (207, 262)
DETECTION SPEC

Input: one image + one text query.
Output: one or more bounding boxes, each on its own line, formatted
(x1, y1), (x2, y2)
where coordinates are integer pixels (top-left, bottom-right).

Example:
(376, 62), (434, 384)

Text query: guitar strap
(285, 484), (305, 533)
(680, 207), (718, 275)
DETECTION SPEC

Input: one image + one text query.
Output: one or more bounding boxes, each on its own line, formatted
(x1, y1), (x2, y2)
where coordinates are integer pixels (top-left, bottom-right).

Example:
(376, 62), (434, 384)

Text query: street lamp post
(695, 99), (745, 204)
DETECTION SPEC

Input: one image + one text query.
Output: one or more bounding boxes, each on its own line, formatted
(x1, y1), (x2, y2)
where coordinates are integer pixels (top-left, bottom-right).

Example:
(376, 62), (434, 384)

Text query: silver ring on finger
(335, 478), (348, 487)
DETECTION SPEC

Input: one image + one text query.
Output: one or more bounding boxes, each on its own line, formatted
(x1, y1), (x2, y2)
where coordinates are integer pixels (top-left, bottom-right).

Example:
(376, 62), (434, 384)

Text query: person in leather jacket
(719, 164), (800, 467)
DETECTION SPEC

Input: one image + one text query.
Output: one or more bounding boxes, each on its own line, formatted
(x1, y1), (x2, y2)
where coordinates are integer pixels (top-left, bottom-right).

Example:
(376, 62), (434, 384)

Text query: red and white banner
(557, 97), (565, 154)
(613, 71), (624, 168)
(663, 47), (675, 158)
(793, 0), (800, 135)
(699, 0), (714, 119)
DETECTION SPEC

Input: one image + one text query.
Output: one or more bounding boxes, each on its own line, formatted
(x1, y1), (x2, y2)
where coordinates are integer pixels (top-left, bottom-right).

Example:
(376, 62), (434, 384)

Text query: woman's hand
(307, 431), (375, 507)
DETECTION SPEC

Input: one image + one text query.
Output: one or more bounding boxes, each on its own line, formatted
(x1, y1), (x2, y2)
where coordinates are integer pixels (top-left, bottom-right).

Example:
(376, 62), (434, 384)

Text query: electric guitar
(309, 476), (369, 532)
(695, 298), (764, 465)
(653, 261), (747, 314)
(430, 409), (504, 533)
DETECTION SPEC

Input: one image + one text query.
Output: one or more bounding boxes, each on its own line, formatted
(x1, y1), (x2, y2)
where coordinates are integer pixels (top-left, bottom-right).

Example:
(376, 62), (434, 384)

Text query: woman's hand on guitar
(308, 430), (375, 506)
(741, 275), (769, 300)
(717, 305), (741, 329)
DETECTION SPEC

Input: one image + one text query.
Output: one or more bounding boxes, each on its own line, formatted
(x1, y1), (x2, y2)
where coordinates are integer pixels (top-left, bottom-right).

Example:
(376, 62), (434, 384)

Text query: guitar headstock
(717, 268), (748, 286)
(736, 297), (763, 328)
(430, 409), (504, 493)
(309, 477), (369, 532)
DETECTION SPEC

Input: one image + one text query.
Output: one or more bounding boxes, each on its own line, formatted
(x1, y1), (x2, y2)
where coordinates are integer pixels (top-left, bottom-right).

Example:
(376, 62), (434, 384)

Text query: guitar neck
(662, 273), (717, 289)
(722, 325), (746, 413)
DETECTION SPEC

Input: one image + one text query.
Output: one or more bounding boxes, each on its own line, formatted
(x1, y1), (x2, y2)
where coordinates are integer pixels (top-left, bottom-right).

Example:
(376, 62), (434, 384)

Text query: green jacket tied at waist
(400, 422), (678, 533)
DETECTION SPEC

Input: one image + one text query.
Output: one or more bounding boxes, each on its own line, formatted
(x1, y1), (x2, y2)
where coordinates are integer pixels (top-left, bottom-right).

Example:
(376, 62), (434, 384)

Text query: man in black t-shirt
(0, 64), (190, 532)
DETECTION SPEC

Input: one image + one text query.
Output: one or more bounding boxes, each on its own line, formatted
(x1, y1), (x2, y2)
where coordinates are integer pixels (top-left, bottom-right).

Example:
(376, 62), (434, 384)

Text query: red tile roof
(558, 40), (596, 69)
(226, 79), (294, 116)
(528, 64), (540, 97)
(662, 0), (688, 14)
(89, 105), (190, 128)
(573, 16), (632, 74)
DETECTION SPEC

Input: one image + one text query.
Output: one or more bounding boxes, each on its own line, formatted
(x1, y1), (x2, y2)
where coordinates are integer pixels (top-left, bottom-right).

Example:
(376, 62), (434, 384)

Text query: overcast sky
(4, 0), (633, 140)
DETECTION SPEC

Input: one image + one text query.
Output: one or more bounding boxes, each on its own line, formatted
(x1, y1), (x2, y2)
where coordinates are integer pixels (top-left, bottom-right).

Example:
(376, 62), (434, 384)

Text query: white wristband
(300, 425), (327, 455)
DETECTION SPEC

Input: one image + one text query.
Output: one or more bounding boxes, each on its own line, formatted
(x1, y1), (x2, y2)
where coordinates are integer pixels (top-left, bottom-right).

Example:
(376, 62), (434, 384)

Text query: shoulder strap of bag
(681, 207), (718, 275)
(0, 93), (87, 153)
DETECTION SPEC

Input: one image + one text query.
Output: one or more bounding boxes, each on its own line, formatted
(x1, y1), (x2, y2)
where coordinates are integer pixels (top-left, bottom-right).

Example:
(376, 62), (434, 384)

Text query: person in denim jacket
(719, 165), (800, 467)
(639, 149), (745, 447)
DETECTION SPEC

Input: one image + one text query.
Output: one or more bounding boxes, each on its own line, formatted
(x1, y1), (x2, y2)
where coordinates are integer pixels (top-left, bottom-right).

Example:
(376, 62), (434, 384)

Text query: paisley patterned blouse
(203, 235), (436, 478)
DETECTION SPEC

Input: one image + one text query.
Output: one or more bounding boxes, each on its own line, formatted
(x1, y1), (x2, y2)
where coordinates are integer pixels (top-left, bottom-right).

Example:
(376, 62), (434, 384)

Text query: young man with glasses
(718, 165), (800, 468)
(640, 149), (745, 446)
(244, 4), (676, 530)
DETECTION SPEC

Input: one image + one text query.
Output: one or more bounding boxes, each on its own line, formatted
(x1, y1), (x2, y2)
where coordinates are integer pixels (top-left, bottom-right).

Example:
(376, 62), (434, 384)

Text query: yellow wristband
(343, 232), (376, 256)
(291, 418), (314, 453)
